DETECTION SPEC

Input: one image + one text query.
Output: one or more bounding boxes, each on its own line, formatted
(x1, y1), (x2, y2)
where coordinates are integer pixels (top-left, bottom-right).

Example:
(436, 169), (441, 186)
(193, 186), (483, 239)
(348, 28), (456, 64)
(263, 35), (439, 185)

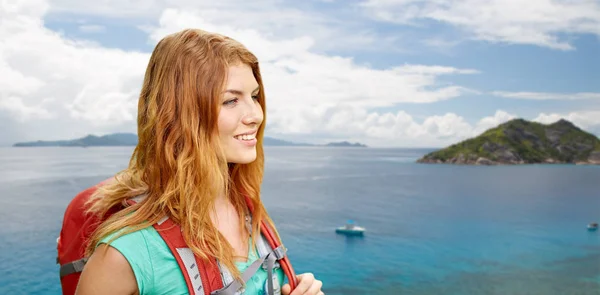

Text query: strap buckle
(273, 245), (286, 260)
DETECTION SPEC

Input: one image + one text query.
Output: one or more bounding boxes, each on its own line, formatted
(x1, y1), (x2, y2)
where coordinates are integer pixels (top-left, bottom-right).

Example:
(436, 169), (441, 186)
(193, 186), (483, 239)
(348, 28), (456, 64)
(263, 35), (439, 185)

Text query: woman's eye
(223, 98), (238, 106)
(252, 95), (259, 101)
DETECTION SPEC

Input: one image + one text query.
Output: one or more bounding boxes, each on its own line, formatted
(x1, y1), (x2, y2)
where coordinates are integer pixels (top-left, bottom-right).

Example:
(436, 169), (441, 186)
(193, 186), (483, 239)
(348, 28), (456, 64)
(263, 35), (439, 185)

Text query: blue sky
(1, 0), (599, 147)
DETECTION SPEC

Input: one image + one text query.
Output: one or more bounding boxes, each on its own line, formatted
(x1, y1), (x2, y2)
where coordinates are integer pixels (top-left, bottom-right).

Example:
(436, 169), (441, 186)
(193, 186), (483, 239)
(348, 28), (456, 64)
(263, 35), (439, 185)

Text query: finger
(307, 279), (323, 295)
(290, 273), (314, 295)
(281, 284), (291, 295)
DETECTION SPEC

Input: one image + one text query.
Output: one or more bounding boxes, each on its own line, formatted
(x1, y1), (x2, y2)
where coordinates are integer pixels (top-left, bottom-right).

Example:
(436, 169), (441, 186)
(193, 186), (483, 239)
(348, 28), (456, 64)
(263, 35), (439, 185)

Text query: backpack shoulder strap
(131, 194), (295, 295)
(243, 195), (297, 291)
(127, 196), (225, 295)
(155, 214), (286, 295)
(153, 216), (223, 295)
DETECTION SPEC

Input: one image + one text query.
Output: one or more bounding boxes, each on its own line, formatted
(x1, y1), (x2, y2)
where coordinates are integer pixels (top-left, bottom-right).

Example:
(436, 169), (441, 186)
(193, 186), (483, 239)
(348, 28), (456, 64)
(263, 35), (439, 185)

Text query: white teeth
(235, 134), (256, 141)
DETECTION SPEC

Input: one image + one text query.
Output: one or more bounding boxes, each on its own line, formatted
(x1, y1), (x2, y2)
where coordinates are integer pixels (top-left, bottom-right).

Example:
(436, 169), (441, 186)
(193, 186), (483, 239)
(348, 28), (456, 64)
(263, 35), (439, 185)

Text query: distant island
(13, 133), (367, 148)
(417, 118), (600, 165)
(13, 133), (138, 147)
(325, 141), (367, 147)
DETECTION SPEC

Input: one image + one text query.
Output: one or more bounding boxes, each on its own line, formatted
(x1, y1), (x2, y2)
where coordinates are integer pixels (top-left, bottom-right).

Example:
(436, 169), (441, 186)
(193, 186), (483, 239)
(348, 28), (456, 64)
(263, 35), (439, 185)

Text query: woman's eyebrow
(223, 86), (260, 96)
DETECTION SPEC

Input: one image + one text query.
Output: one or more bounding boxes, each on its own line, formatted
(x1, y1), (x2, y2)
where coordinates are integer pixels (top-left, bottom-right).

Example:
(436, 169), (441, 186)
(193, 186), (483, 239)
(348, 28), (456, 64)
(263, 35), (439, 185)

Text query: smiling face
(218, 63), (264, 164)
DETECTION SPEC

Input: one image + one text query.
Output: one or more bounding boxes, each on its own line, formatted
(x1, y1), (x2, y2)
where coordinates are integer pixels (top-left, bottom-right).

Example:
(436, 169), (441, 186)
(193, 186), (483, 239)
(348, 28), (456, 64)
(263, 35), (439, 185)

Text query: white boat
(335, 220), (365, 236)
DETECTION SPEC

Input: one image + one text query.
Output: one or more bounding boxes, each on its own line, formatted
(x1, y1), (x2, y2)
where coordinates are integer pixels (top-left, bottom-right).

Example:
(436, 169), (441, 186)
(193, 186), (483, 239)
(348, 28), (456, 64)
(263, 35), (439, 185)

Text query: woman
(75, 28), (323, 295)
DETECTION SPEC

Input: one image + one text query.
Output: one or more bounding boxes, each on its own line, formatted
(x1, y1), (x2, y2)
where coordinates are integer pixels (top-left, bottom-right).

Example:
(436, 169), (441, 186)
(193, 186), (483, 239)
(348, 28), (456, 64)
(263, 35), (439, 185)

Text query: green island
(417, 119), (600, 165)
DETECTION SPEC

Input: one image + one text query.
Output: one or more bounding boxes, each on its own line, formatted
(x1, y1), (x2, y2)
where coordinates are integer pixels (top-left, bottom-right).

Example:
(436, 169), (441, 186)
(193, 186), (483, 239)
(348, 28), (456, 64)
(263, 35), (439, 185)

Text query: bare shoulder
(75, 244), (139, 295)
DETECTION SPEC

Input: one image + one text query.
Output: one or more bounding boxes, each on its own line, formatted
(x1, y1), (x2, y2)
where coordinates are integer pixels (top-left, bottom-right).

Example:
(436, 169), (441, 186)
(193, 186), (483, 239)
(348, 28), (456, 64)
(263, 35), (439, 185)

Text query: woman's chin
(227, 151), (257, 164)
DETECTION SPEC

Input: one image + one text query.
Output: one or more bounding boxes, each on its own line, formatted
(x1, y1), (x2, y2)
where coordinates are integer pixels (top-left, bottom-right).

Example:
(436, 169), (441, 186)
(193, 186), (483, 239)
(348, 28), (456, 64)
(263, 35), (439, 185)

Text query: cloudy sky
(1, 0), (599, 147)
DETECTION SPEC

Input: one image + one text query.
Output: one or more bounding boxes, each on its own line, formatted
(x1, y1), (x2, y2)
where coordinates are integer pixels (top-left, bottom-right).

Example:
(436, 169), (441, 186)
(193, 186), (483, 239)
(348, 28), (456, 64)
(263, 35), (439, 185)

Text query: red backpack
(56, 179), (298, 295)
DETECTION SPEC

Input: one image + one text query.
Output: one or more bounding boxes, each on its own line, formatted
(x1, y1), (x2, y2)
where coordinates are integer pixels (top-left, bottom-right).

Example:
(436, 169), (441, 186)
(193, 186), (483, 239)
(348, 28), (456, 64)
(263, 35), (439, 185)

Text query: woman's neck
(211, 195), (232, 223)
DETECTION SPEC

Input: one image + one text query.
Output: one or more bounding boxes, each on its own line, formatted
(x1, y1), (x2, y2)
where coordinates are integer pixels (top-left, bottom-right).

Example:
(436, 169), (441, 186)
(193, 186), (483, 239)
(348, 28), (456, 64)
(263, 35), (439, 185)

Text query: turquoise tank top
(98, 226), (284, 295)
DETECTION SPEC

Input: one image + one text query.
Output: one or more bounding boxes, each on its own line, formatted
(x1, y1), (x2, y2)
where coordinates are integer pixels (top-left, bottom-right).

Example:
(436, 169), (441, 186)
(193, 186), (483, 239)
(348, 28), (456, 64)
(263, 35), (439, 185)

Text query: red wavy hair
(85, 28), (278, 282)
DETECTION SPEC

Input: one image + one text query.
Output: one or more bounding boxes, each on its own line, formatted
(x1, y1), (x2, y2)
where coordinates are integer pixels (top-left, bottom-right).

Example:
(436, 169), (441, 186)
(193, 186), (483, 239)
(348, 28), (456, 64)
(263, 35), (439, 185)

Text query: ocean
(0, 146), (599, 294)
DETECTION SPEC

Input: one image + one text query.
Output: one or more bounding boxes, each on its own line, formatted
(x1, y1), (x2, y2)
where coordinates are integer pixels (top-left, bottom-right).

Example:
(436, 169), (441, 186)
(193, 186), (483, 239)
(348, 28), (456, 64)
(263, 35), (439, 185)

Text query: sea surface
(0, 146), (599, 294)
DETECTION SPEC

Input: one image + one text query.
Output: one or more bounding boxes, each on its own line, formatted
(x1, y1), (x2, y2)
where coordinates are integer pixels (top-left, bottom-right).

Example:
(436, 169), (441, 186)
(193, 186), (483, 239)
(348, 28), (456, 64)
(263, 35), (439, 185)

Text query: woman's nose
(242, 99), (263, 125)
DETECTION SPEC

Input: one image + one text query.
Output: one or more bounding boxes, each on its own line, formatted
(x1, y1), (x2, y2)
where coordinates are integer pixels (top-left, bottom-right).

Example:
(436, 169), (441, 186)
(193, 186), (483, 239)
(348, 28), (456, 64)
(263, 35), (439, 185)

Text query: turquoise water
(0, 146), (599, 294)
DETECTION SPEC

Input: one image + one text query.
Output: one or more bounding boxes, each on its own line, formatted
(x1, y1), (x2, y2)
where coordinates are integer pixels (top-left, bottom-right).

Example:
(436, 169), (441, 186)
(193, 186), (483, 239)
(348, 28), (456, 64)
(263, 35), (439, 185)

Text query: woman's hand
(281, 273), (323, 295)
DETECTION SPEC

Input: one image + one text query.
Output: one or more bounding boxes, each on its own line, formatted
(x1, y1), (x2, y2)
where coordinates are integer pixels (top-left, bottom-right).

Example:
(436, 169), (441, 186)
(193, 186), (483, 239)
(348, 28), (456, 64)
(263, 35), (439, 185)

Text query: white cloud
(0, 55), (45, 97)
(270, 107), (520, 147)
(274, 108), (599, 148)
(493, 91), (600, 100)
(534, 111), (600, 130)
(3, 0), (48, 19)
(360, 0), (600, 50)
(474, 110), (516, 134)
(0, 96), (53, 121)
(0, 0), (149, 144)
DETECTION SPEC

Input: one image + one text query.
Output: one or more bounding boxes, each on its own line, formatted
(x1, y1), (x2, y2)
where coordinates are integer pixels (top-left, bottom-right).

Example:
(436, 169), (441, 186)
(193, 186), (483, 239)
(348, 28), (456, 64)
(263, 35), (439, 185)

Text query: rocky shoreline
(417, 150), (600, 165)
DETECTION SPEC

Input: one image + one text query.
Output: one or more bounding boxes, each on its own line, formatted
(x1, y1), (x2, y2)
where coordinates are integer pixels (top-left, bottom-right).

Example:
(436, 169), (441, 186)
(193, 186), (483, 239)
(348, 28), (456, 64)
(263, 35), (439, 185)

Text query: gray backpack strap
(257, 234), (281, 271)
(212, 214), (286, 295)
(216, 261), (238, 294)
(212, 255), (264, 295)
(176, 247), (205, 295)
(59, 257), (88, 277)
(211, 245), (286, 295)
(263, 247), (277, 295)
(260, 245), (285, 295)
